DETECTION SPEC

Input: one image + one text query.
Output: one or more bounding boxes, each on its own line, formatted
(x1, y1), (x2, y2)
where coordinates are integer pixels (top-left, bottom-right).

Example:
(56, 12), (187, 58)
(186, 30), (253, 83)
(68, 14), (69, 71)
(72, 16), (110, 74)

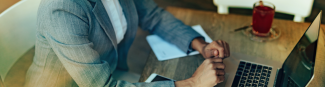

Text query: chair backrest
(213, 0), (314, 22)
(0, 0), (41, 81)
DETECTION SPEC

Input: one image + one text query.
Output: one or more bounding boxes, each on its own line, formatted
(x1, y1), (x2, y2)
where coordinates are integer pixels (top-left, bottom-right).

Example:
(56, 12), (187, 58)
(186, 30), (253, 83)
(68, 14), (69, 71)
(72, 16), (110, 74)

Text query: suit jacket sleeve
(43, 1), (114, 87)
(43, 0), (175, 87)
(134, 0), (204, 53)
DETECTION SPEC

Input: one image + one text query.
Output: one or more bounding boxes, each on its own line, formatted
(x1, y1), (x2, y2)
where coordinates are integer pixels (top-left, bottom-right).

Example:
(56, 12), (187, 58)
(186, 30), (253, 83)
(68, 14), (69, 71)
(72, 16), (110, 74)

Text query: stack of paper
(146, 25), (213, 61)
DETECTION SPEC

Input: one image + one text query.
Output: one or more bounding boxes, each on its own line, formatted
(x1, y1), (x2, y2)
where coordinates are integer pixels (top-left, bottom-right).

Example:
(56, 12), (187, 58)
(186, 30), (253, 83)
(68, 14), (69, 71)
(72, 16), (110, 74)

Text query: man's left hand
(191, 38), (230, 59)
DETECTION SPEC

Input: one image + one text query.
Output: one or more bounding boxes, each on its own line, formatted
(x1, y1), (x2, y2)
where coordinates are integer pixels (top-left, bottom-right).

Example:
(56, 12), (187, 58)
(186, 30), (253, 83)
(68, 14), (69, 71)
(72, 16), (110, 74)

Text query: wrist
(191, 38), (208, 54)
(175, 78), (197, 87)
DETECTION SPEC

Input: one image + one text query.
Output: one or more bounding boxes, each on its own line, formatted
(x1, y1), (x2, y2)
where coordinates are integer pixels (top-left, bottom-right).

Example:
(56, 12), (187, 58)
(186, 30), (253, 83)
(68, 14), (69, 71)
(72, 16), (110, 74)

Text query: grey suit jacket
(25, 0), (202, 86)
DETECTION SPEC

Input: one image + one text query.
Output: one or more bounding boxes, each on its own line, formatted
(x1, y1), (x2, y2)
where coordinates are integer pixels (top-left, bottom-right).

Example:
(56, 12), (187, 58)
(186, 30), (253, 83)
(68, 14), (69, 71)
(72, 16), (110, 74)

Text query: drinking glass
(252, 1), (275, 36)
(243, 1), (280, 42)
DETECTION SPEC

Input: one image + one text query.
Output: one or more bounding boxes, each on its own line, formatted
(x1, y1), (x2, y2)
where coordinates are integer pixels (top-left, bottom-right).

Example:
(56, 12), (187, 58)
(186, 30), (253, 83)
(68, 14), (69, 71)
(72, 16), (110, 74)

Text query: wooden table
(139, 7), (325, 87)
(0, 0), (20, 13)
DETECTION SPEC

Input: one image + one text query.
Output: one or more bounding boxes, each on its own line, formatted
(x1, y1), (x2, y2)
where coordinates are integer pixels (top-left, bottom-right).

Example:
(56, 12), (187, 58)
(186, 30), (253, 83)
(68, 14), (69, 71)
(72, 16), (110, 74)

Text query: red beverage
(252, 3), (275, 36)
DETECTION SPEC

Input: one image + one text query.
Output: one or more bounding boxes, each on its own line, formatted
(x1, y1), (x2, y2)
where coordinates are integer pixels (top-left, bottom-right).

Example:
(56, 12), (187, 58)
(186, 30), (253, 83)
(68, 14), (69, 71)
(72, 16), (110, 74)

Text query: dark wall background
(1, 0), (324, 23)
(154, 0), (325, 24)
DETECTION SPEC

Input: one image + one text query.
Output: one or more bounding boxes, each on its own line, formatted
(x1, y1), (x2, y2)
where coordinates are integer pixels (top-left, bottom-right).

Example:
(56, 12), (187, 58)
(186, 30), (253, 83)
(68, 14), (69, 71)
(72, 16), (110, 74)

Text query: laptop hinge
(274, 68), (284, 87)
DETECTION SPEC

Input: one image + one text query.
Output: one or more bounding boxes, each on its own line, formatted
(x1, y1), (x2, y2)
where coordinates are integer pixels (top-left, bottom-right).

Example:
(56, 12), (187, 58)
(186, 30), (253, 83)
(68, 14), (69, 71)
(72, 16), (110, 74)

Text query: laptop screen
(280, 11), (322, 87)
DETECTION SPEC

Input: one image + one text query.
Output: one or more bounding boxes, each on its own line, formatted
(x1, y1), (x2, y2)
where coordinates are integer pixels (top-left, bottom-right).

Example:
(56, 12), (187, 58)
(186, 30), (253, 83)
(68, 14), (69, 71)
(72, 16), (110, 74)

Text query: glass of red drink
(252, 1), (275, 37)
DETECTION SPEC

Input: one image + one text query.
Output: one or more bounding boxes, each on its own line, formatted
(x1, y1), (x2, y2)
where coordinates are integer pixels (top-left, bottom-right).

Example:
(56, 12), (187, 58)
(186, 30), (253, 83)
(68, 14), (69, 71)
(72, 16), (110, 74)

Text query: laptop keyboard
(232, 61), (272, 87)
(287, 77), (298, 87)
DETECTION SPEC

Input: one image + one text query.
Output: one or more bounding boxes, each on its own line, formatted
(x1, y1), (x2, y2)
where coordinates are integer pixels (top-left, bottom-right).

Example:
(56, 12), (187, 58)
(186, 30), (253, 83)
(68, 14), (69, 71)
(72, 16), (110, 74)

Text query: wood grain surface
(0, 0), (20, 13)
(139, 7), (325, 87)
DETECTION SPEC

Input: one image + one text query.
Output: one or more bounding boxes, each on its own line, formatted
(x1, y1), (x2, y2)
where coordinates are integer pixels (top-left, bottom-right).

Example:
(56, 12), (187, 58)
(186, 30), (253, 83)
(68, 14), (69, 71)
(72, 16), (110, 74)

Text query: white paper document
(146, 25), (213, 61)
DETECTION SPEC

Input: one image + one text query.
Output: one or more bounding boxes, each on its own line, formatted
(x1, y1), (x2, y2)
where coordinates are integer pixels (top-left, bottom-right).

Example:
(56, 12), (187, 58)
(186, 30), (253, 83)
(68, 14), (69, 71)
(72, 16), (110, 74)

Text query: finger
(222, 41), (229, 57)
(217, 40), (225, 58)
(211, 50), (218, 58)
(226, 42), (230, 57)
(216, 69), (225, 76)
(216, 48), (225, 58)
(221, 41), (227, 57)
(205, 41), (218, 58)
(204, 49), (218, 58)
(213, 62), (225, 69)
(209, 58), (223, 63)
(217, 75), (225, 83)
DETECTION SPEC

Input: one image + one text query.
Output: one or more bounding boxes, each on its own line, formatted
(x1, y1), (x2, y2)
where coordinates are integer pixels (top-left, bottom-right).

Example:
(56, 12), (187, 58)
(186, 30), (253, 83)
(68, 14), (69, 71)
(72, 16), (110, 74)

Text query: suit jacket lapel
(92, 0), (117, 50)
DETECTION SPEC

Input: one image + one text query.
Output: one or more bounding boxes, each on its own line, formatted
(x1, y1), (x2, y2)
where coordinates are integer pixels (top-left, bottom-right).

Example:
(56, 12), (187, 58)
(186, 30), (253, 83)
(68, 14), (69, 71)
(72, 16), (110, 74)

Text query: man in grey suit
(25, 0), (230, 86)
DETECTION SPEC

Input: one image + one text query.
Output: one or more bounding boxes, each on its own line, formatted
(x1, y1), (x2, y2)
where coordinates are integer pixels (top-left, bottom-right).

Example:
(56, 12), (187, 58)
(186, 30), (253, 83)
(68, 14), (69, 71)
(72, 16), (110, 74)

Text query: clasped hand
(175, 38), (230, 87)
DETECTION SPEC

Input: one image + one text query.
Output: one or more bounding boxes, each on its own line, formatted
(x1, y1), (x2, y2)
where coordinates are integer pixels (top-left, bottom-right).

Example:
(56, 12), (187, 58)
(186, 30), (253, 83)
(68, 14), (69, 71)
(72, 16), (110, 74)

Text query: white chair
(213, 0), (314, 22)
(0, 0), (41, 82)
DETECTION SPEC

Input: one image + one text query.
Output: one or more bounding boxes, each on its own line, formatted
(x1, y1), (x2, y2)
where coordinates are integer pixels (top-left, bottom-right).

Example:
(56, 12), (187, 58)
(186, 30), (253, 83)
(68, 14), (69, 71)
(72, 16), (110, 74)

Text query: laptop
(219, 11), (322, 87)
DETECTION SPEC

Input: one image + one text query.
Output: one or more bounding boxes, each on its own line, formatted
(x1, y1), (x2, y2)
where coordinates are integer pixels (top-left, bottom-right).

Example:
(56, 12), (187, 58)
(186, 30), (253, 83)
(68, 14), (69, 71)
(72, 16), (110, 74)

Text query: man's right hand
(175, 58), (225, 87)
